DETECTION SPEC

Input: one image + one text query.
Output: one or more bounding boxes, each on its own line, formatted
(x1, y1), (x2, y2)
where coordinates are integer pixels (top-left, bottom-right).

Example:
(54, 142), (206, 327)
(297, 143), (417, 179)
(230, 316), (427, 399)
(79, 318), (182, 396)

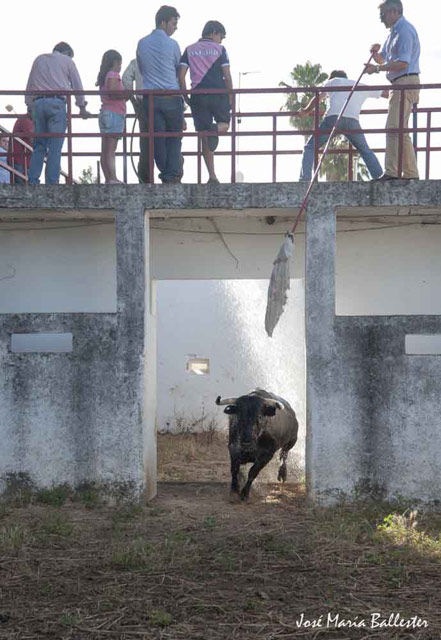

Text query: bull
(216, 389), (298, 500)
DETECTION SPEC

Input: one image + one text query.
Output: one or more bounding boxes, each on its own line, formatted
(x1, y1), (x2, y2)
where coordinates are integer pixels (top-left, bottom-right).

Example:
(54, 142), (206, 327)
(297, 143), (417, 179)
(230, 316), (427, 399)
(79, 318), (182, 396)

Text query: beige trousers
(385, 75), (420, 178)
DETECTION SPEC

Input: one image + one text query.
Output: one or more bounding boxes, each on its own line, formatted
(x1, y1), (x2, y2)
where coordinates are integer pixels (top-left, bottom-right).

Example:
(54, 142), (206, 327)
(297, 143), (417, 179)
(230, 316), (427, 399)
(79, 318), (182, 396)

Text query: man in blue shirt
(137, 6), (184, 183)
(365, 0), (420, 180)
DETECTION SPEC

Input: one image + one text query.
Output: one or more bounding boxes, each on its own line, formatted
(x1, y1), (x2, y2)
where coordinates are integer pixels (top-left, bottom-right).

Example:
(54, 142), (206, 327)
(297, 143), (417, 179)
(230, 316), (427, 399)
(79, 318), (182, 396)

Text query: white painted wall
(336, 223), (441, 315)
(156, 279), (306, 463)
(0, 222), (116, 313)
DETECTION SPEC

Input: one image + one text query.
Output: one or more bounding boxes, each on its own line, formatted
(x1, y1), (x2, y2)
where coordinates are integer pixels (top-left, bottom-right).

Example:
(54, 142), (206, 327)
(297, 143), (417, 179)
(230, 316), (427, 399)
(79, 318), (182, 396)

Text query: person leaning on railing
(25, 41), (92, 184)
(365, 0), (420, 181)
(179, 20), (233, 185)
(136, 5), (184, 184)
(97, 50), (127, 184)
(7, 108), (34, 184)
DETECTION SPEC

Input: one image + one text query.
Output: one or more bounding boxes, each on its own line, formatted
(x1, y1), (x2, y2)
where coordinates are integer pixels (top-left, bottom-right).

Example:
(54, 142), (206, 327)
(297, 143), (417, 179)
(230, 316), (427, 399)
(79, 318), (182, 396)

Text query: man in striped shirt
(179, 21), (232, 184)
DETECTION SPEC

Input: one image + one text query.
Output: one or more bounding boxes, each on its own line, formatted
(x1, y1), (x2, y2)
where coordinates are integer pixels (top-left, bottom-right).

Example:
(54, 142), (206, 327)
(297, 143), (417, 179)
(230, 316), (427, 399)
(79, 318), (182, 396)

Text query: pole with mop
(265, 54), (375, 337)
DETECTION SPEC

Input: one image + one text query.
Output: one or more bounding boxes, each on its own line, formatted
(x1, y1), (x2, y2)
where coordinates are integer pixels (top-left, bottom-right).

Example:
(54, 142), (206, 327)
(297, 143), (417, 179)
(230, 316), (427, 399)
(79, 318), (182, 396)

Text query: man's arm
(178, 65), (191, 106)
(122, 60), (136, 91)
(223, 67), (233, 107)
(68, 60), (91, 117)
(297, 92), (326, 117)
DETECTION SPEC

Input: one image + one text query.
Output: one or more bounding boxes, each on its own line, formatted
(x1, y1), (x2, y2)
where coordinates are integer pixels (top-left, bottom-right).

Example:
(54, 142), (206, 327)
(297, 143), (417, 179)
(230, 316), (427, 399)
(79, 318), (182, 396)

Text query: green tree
(77, 166), (98, 184)
(280, 61), (369, 181)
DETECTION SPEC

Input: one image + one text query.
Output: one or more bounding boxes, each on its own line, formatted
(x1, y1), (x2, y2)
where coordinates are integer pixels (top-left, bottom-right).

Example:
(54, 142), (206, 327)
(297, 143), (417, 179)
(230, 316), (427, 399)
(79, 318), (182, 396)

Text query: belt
(34, 95), (66, 101)
(392, 73), (419, 82)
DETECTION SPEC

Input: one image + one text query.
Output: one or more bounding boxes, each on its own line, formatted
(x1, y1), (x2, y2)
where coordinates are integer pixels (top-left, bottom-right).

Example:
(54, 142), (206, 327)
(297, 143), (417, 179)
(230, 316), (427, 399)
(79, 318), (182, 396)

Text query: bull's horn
(265, 399), (284, 410)
(216, 395), (238, 406)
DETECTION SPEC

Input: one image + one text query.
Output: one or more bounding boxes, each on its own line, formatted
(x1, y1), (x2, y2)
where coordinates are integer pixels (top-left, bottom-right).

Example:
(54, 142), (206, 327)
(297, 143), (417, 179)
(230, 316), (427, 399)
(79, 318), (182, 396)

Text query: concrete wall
(306, 192), (441, 504)
(0, 198), (152, 501)
(2, 181), (441, 503)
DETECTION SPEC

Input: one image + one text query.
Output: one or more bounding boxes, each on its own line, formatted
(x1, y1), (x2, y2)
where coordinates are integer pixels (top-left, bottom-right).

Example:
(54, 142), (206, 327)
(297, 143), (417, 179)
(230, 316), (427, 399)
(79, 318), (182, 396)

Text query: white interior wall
(0, 222), (116, 313)
(156, 279), (306, 462)
(336, 223), (441, 315)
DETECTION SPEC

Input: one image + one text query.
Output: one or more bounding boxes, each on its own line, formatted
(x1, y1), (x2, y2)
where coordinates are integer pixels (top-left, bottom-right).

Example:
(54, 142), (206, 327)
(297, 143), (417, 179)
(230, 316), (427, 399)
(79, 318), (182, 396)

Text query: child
(96, 50), (126, 184)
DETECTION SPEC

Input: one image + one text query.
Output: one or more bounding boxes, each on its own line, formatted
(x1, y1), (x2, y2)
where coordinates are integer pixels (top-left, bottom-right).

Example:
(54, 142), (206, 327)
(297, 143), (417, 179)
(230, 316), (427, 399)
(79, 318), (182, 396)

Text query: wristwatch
(375, 65), (381, 73)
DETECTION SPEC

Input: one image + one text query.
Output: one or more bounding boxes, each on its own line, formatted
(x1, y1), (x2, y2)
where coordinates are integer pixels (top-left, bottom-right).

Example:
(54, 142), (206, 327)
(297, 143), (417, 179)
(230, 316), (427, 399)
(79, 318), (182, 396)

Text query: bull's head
(216, 395), (283, 416)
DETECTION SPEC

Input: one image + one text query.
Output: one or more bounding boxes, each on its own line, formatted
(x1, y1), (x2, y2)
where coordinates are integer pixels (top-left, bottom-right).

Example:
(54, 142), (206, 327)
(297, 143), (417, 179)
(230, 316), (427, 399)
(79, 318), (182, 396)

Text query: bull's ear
(263, 405), (277, 417)
(224, 405), (237, 414)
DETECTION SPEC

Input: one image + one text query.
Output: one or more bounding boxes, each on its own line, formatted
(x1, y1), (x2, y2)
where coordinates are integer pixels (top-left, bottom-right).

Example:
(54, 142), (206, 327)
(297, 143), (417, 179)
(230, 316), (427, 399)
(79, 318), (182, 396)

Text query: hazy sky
(2, 0), (439, 182)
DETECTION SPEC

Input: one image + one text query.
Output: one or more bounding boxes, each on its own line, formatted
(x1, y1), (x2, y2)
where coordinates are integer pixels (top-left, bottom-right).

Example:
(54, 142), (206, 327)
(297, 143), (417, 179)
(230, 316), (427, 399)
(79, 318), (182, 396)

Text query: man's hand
(364, 64), (378, 75)
(370, 43), (381, 54)
(381, 89), (389, 99)
(297, 108), (310, 118)
(79, 105), (92, 119)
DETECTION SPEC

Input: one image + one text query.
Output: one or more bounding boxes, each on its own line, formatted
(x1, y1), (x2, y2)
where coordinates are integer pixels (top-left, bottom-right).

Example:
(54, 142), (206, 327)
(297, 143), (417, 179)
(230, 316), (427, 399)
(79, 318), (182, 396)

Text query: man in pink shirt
(25, 42), (91, 184)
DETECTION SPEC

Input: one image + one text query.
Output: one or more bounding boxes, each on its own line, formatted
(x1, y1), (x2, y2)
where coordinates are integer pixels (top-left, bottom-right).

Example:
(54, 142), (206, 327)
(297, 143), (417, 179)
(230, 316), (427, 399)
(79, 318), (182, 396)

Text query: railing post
(272, 114), (277, 183)
(97, 160), (101, 185)
(197, 134), (202, 184)
(397, 86), (405, 178)
(230, 90), (236, 183)
(348, 142), (354, 181)
(313, 89), (320, 173)
(148, 93), (154, 184)
(425, 111), (431, 180)
(412, 103), (418, 155)
(66, 95), (73, 184)
(122, 120), (128, 183)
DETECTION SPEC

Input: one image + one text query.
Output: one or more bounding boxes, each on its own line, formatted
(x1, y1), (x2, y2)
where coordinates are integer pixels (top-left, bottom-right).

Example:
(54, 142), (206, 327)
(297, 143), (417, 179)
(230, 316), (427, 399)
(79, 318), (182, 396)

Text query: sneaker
(372, 174), (398, 182)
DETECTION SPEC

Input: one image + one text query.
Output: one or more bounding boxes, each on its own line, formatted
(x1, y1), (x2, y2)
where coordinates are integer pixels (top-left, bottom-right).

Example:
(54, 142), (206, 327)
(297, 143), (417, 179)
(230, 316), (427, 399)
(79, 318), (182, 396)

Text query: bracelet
(375, 65), (381, 73)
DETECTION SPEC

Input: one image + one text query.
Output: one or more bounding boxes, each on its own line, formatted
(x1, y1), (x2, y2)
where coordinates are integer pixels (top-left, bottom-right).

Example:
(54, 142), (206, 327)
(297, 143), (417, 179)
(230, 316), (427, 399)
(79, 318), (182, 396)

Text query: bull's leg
(230, 455), (241, 494)
(277, 439), (296, 483)
(240, 446), (276, 501)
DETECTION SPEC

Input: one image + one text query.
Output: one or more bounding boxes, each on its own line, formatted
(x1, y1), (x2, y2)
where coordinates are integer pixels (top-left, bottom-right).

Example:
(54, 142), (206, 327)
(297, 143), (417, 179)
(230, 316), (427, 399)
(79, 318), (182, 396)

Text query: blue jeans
(13, 162), (26, 184)
(29, 98), (67, 184)
(300, 115), (383, 181)
(144, 96), (184, 182)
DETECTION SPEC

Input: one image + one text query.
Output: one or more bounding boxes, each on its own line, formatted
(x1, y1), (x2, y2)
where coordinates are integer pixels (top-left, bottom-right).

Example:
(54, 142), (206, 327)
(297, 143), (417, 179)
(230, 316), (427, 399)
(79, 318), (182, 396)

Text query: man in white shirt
(299, 70), (385, 181)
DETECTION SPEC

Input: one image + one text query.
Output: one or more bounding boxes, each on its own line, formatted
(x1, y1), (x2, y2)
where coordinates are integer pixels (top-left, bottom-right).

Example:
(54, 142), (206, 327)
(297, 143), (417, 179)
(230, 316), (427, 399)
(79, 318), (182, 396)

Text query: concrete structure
(1, 181), (441, 503)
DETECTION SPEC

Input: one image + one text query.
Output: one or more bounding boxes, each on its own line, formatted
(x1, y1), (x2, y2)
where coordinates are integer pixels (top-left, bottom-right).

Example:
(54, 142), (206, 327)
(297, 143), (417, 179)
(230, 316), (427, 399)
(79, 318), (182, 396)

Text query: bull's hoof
(277, 466), (287, 483)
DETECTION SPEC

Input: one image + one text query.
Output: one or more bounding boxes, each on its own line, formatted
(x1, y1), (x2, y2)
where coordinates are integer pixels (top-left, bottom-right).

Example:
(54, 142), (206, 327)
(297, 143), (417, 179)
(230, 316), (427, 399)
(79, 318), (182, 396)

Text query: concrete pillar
(305, 202), (336, 500)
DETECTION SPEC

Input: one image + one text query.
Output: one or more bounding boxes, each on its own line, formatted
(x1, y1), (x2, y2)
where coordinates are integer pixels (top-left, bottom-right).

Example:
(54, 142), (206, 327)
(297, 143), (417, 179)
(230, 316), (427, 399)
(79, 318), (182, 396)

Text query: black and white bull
(216, 389), (299, 500)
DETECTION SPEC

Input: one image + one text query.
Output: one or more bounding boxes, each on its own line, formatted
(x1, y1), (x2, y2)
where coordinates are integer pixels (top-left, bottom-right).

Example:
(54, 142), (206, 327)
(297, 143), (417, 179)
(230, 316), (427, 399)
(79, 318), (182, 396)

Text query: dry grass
(0, 434), (440, 639)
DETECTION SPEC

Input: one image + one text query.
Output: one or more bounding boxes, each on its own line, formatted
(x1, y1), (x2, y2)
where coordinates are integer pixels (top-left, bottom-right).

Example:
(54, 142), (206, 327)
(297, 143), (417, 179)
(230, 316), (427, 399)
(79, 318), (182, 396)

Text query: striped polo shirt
(180, 38), (230, 89)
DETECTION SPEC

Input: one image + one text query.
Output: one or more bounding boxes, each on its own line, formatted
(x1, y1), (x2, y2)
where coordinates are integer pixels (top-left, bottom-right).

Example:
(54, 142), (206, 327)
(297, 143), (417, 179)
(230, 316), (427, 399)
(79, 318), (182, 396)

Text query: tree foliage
(281, 61), (369, 181)
(77, 166), (98, 184)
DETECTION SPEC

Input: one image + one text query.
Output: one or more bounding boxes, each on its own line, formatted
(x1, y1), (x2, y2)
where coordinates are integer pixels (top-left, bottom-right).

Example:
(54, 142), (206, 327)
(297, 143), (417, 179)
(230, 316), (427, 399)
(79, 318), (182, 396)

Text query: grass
(0, 434), (440, 638)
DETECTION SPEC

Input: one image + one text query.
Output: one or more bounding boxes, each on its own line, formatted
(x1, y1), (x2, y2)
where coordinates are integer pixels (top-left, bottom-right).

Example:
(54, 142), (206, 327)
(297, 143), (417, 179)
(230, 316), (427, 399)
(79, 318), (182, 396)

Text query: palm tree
(280, 61), (369, 181)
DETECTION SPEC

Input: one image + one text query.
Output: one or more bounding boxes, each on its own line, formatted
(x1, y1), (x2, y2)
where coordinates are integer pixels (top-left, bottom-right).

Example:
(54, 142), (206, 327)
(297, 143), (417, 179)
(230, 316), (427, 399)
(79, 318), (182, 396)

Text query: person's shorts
(190, 94), (230, 131)
(99, 110), (125, 136)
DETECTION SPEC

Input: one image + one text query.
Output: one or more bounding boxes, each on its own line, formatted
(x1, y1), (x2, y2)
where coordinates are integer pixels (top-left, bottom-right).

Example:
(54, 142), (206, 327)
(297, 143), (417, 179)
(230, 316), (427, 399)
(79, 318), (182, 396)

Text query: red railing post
(272, 114), (277, 183)
(148, 93), (155, 184)
(197, 134), (202, 184)
(313, 89), (320, 172)
(122, 120), (128, 183)
(66, 94), (73, 184)
(230, 90), (237, 184)
(348, 142), (354, 181)
(425, 111), (431, 180)
(397, 86), (405, 178)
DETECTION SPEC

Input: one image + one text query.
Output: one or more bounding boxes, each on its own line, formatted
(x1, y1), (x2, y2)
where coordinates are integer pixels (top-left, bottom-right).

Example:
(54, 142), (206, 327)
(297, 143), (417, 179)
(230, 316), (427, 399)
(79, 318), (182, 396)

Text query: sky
(2, 0), (440, 182)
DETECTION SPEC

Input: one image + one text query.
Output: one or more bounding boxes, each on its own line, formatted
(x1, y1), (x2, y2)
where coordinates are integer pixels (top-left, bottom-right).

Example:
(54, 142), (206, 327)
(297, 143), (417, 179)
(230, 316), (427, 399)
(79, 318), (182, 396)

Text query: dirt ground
(0, 434), (440, 639)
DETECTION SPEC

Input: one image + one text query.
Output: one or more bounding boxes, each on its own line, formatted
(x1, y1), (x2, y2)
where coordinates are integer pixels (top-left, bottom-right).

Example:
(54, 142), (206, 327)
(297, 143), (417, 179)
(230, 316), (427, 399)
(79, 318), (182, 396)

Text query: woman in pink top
(96, 50), (127, 184)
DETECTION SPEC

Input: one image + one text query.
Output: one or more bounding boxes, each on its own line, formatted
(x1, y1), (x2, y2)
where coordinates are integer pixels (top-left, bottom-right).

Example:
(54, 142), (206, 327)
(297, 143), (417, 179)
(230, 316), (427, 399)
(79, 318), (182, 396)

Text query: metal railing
(0, 83), (440, 184)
